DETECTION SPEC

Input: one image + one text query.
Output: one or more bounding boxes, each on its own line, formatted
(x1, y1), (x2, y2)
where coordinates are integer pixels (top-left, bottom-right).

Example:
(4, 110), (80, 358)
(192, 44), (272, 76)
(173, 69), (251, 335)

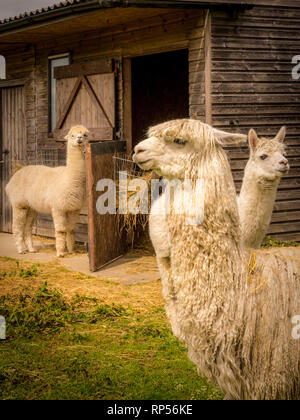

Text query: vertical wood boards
(0, 85), (26, 233)
(54, 59), (116, 141)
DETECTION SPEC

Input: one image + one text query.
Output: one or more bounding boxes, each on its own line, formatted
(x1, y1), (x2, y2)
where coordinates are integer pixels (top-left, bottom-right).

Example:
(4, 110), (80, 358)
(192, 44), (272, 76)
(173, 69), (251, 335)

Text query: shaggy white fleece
(133, 119), (300, 400)
(6, 125), (89, 257)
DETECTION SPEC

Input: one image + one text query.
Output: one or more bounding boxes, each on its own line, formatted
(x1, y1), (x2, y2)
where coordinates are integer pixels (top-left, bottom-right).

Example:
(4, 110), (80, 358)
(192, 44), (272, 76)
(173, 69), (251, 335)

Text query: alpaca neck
(238, 162), (279, 248)
(66, 144), (86, 180)
(169, 148), (244, 298)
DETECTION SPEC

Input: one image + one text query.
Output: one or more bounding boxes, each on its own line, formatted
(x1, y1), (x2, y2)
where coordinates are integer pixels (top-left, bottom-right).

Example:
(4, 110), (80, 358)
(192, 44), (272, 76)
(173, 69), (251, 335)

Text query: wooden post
(204, 10), (212, 125)
(123, 58), (133, 155)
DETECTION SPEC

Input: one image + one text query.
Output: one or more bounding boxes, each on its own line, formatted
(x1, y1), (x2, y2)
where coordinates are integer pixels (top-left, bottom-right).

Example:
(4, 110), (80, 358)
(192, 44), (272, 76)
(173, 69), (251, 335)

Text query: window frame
(48, 52), (71, 136)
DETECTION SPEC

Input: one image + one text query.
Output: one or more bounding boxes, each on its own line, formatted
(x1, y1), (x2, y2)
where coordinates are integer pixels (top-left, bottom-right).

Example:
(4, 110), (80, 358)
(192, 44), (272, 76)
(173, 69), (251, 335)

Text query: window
(0, 55), (6, 79)
(48, 53), (70, 133)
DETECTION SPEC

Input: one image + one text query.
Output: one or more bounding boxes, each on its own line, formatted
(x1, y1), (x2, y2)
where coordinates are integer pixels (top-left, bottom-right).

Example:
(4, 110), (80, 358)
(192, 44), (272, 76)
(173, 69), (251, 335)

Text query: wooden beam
(123, 58), (132, 154)
(0, 79), (26, 88)
(54, 59), (113, 79)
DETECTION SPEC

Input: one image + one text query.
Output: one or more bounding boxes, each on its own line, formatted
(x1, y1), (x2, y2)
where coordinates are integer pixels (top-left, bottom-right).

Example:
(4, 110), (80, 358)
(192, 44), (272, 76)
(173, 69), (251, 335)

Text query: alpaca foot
(57, 252), (65, 258)
(28, 247), (37, 253)
(17, 244), (27, 254)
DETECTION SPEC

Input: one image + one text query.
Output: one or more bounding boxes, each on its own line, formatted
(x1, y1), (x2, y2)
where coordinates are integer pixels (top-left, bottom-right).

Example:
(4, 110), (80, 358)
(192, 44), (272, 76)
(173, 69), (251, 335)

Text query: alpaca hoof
(57, 253), (65, 258)
(28, 248), (37, 253)
(18, 250), (27, 254)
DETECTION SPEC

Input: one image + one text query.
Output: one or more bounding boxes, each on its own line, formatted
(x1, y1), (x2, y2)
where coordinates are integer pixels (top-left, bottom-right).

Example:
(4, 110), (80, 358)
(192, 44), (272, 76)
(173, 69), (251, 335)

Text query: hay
(114, 155), (154, 247)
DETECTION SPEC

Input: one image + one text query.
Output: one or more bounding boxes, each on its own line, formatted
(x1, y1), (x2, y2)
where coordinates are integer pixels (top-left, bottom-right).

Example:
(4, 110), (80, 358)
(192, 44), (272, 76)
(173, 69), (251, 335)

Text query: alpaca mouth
(133, 154), (152, 167)
(278, 168), (289, 174)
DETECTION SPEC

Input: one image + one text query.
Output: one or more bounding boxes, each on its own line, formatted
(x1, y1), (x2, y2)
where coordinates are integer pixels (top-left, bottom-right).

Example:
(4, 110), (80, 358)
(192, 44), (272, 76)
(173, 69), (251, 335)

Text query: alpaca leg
(66, 211), (80, 253)
(12, 207), (28, 254)
(157, 256), (181, 339)
(25, 209), (37, 253)
(66, 231), (75, 254)
(52, 211), (67, 258)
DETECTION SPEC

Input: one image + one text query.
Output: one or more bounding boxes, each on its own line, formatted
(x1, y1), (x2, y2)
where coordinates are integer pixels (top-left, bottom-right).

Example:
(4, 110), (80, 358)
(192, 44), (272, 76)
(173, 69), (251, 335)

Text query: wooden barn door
(0, 84), (26, 233)
(53, 59), (116, 140)
(86, 141), (127, 272)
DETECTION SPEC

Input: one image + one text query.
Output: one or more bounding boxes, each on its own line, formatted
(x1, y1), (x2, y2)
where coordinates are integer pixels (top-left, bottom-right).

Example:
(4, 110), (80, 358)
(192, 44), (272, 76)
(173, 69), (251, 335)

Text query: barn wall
(2, 8), (205, 241)
(209, 6), (300, 242)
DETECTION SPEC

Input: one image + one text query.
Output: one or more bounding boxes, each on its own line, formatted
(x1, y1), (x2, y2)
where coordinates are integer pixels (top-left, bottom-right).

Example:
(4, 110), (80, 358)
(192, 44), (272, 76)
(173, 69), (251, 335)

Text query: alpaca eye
(260, 154), (268, 160)
(174, 138), (187, 146)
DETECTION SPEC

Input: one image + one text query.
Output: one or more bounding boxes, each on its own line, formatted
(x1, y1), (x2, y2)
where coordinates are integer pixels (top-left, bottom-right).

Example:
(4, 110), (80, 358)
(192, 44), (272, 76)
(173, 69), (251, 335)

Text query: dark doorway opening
(131, 49), (189, 148)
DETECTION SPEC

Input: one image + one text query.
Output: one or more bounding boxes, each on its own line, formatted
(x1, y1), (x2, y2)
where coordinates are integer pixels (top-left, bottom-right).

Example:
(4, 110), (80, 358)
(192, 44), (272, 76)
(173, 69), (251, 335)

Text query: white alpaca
(149, 126), (289, 259)
(133, 119), (300, 400)
(6, 125), (89, 257)
(238, 127), (289, 248)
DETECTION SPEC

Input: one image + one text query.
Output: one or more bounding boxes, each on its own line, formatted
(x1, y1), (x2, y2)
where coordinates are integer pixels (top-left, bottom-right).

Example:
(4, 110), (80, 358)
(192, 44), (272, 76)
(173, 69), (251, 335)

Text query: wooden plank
(54, 76), (82, 130)
(123, 58), (133, 154)
(0, 79), (27, 88)
(204, 11), (212, 125)
(86, 141), (127, 271)
(54, 59), (113, 79)
(82, 75), (114, 129)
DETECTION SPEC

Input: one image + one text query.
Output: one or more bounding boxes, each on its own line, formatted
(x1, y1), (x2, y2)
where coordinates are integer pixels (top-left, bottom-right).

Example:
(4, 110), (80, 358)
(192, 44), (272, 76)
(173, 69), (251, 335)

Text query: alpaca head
(65, 125), (90, 150)
(247, 127), (289, 180)
(133, 119), (247, 178)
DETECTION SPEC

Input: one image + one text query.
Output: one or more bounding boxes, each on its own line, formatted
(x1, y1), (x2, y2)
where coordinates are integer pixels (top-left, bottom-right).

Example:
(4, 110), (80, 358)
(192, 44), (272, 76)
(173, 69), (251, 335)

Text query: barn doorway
(131, 49), (189, 148)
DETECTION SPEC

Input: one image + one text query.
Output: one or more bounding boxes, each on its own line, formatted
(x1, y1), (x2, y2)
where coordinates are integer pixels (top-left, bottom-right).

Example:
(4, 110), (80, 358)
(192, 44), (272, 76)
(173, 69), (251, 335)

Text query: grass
(0, 258), (222, 400)
(261, 236), (300, 249)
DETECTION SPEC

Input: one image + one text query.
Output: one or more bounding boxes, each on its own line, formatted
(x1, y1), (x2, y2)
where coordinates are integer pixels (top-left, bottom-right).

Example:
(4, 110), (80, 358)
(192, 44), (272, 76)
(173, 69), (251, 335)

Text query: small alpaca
(133, 119), (300, 400)
(6, 125), (89, 257)
(238, 127), (289, 248)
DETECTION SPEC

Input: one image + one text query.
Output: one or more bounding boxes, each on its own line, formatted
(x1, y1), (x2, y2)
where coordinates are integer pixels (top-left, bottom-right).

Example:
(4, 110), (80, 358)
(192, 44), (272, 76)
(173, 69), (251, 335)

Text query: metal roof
(0, 0), (91, 24)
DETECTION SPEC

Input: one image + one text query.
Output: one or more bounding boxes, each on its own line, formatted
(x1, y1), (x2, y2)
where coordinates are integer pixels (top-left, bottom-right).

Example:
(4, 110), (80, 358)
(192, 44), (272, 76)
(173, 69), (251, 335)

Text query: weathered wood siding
(209, 6), (300, 241)
(1, 85), (26, 233)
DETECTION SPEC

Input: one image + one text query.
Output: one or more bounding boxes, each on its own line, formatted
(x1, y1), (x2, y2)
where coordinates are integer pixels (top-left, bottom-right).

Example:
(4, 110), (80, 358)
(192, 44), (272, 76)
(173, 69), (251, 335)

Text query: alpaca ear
(212, 128), (247, 145)
(275, 126), (286, 143)
(248, 129), (259, 152)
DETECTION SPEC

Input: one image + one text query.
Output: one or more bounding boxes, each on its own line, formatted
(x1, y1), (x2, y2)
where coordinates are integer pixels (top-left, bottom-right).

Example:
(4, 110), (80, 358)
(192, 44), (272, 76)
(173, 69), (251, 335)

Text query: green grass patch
(0, 284), (222, 400)
(261, 236), (300, 249)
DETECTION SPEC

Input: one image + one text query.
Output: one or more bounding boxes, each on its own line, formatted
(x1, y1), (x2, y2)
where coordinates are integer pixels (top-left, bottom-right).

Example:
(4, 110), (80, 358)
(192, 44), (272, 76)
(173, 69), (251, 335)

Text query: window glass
(0, 56), (6, 79)
(49, 55), (70, 132)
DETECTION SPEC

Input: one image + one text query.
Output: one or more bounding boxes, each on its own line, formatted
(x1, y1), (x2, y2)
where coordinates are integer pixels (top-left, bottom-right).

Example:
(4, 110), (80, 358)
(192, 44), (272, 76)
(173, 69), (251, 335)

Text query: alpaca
(133, 119), (300, 400)
(6, 125), (89, 257)
(149, 126), (289, 260)
(238, 127), (289, 248)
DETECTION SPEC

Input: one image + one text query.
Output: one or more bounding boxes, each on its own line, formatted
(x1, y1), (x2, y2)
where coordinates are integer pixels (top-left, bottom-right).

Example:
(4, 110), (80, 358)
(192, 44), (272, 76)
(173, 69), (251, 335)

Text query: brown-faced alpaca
(238, 127), (289, 248)
(6, 125), (89, 257)
(133, 119), (300, 400)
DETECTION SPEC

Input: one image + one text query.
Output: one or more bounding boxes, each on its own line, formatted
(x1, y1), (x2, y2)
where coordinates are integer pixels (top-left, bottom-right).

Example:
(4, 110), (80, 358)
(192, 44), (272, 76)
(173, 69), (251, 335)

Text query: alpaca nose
(134, 144), (146, 155)
(77, 137), (83, 144)
(280, 158), (288, 166)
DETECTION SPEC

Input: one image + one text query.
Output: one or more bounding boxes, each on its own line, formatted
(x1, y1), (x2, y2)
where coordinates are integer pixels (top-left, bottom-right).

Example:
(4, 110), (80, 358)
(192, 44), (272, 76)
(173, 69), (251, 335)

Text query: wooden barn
(0, 0), (300, 270)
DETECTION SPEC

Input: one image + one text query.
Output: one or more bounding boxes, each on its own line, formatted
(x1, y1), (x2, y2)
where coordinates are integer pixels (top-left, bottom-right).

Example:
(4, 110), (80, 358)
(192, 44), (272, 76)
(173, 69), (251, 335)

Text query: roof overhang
(0, 0), (296, 49)
(0, 0), (251, 36)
